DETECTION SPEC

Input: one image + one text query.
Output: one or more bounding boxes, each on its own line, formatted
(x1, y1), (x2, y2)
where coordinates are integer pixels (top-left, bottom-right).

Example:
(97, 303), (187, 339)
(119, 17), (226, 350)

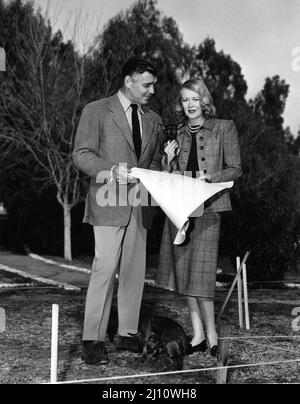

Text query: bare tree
(0, 7), (92, 260)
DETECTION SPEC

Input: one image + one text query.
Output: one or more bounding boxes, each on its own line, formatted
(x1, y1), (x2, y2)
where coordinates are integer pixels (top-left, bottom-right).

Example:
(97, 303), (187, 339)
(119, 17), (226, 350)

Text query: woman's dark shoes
(210, 345), (218, 357)
(82, 341), (109, 365)
(187, 339), (207, 355)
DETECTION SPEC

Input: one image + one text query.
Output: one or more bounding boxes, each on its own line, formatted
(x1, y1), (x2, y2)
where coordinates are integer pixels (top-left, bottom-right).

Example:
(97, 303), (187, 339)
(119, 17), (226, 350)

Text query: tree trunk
(63, 202), (72, 261)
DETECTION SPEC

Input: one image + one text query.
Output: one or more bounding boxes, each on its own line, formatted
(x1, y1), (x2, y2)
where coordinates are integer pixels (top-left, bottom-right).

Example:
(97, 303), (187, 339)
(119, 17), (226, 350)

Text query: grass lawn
(0, 284), (300, 384)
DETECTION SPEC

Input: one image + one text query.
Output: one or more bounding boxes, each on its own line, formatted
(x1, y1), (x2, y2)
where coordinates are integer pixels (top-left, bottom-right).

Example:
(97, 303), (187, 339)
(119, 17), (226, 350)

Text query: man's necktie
(131, 103), (142, 160)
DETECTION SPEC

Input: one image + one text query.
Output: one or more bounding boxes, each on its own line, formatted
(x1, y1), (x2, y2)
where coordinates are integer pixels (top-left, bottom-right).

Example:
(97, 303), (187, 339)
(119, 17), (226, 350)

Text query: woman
(156, 78), (242, 356)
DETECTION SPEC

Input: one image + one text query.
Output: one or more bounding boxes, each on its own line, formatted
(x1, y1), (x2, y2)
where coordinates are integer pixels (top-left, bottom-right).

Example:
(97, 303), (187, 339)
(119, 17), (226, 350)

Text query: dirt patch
(0, 286), (300, 384)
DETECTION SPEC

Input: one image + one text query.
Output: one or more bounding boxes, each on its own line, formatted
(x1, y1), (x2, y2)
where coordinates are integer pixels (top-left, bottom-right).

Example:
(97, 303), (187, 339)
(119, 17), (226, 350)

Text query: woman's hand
(164, 140), (179, 165)
(199, 170), (212, 183)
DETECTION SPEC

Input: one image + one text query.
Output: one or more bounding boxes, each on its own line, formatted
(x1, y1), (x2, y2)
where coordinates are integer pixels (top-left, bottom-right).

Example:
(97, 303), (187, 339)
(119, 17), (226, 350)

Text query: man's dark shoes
(116, 335), (142, 353)
(82, 341), (109, 365)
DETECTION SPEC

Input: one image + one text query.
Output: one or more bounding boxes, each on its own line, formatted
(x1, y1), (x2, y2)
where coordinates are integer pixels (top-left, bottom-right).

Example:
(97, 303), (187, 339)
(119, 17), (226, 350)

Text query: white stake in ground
(242, 263), (250, 330)
(0, 307), (6, 333)
(51, 304), (59, 384)
(217, 251), (250, 323)
(236, 257), (244, 329)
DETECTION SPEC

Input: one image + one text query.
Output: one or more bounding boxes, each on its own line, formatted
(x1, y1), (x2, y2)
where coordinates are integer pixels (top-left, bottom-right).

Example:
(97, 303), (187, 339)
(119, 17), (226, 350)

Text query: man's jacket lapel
(108, 95), (136, 153)
(140, 108), (154, 162)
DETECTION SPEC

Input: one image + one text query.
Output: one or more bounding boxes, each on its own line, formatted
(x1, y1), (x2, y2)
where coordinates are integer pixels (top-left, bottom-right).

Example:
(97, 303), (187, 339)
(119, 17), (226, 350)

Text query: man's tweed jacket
(73, 94), (163, 228)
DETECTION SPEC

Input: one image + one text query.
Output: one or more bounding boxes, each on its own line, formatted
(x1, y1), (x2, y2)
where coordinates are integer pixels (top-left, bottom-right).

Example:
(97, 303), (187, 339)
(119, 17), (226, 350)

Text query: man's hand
(115, 166), (134, 184)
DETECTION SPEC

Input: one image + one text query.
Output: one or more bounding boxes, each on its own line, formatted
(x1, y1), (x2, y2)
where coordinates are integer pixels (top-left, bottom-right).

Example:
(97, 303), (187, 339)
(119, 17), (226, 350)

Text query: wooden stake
(236, 257), (244, 329)
(217, 251), (250, 323)
(242, 263), (250, 330)
(216, 323), (232, 384)
(50, 304), (59, 384)
(0, 307), (6, 333)
(0, 47), (6, 71)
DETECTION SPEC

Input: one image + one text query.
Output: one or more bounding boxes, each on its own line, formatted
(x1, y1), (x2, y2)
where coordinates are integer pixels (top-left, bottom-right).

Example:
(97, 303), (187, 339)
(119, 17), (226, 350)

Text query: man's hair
(122, 57), (158, 80)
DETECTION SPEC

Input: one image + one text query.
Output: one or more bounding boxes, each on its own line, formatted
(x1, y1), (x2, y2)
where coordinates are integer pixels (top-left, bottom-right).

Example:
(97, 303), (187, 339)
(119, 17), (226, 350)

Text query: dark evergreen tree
(85, 0), (192, 123)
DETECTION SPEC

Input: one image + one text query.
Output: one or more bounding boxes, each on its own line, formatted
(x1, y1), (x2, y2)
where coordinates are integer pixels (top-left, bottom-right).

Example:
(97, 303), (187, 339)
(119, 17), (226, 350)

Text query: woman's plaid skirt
(156, 212), (221, 299)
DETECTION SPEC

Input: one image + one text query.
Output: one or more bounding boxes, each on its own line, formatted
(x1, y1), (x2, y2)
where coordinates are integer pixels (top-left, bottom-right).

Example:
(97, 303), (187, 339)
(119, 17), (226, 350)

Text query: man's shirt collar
(118, 90), (144, 114)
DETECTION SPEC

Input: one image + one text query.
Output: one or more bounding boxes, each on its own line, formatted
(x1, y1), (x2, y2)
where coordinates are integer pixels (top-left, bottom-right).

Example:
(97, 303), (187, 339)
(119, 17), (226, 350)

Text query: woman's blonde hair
(177, 78), (216, 119)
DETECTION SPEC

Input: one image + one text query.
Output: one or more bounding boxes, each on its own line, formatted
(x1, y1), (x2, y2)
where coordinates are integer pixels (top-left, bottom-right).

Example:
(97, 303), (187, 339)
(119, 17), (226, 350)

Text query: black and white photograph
(0, 0), (300, 387)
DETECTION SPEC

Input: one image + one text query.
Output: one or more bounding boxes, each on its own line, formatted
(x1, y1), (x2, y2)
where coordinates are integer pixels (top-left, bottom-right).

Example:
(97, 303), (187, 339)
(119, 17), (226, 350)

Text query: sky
(32, 0), (300, 135)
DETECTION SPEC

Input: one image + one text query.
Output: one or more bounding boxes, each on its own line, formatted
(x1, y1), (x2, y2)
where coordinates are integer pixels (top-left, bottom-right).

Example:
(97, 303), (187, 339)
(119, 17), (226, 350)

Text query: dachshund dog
(134, 316), (189, 370)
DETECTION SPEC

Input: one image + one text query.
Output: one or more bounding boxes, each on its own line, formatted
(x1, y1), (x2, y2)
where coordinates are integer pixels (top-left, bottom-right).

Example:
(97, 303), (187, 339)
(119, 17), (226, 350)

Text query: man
(73, 57), (162, 365)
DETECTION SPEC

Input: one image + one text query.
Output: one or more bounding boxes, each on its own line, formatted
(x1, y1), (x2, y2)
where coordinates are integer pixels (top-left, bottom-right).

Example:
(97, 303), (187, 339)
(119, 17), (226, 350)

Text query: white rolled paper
(130, 168), (233, 245)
